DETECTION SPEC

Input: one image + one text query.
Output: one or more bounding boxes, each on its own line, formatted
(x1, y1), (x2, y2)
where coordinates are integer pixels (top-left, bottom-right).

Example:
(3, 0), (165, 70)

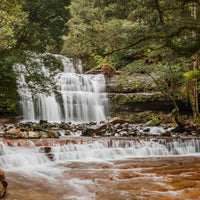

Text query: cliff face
(106, 74), (190, 124)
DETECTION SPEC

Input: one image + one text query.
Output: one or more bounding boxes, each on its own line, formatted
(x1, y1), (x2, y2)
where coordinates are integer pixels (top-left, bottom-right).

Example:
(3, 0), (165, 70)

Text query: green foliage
(14, 52), (64, 94)
(0, 0), (27, 51)
(62, 0), (142, 66)
(0, 91), (18, 116)
(0, 49), (22, 116)
(184, 70), (200, 81)
(62, 0), (200, 70)
(19, 0), (70, 52)
(0, 0), (71, 116)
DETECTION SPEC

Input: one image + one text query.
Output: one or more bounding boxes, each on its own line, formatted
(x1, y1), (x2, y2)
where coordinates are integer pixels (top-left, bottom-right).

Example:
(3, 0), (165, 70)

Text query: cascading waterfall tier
(0, 138), (200, 173)
(15, 54), (109, 122)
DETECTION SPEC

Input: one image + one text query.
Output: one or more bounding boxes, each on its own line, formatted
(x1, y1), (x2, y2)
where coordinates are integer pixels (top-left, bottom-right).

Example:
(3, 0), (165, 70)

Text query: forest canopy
(62, 0), (200, 125)
(0, 0), (200, 127)
(0, 0), (70, 115)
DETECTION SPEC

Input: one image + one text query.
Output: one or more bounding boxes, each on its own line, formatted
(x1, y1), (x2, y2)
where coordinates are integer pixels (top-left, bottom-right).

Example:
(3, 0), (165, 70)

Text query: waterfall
(15, 54), (109, 123)
(0, 139), (200, 173)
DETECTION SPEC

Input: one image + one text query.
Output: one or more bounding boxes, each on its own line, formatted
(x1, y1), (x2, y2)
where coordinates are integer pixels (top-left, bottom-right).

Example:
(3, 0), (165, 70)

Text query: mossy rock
(33, 125), (43, 131)
(160, 132), (171, 137)
(146, 119), (161, 126)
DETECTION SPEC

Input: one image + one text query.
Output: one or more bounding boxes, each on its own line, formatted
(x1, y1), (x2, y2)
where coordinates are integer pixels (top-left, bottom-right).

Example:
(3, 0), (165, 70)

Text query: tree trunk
(189, 3), (200, 123)
(189, 54), (200, 122)
(147, 72), (185, 127)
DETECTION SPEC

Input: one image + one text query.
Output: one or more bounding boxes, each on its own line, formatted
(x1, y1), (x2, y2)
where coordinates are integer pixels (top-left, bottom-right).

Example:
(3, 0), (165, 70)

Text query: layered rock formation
(106, 73), (190, 124)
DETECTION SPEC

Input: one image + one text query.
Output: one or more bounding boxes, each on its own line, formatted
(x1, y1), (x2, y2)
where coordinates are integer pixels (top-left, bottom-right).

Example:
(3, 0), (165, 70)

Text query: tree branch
(102, 25), (200, 56)
(154, 0), (165, 25)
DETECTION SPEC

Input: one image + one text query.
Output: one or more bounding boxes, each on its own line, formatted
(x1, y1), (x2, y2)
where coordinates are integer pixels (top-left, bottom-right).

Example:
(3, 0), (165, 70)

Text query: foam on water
(0, 139), (200, 175)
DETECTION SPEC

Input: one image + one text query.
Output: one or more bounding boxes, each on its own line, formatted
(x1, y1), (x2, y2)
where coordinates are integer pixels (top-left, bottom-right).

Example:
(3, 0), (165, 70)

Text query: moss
(109, 60), (158, 93)
(147, 116), (161, 126)
(0, 93), (19, 116)
(87, 58), (116, 77)
(109, 110), (172, 124)
(33, 125), (44, 131)
(109, 93), (166, 113)
(160, 132), (171, 136)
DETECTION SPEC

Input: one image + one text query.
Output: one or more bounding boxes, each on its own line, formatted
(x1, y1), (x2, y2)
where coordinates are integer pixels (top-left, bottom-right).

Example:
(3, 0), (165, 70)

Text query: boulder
(21, 131), (29, 139)
(109, 117), (125, 125)
(82, 123), (107, 137)
(28, 131), (41, 139)
(120, 131), (128, 137)
(4, 128), (22, 139)
(65, 130), (71, 136)
(47, 131), (59, 138)
(40, 131), (49, 139)
(143, 128), (150, 132)
(39, 120), (48, 125)
(0, 169), (7, 197)
(33, 125), (43, 131)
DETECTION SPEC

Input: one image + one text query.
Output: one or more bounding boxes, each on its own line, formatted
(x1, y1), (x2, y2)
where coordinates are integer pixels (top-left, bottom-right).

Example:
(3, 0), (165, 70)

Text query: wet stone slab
(3, 156), (200, 200)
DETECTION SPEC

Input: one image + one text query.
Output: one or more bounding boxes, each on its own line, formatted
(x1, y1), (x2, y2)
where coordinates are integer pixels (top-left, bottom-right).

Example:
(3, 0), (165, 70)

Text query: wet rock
(114, 123), (122, 129)
(82, 123), (107, 137)
(33, 125), (43, 131)
(40, 131), (49, 139)
(46, 153), (54, 161)
(92, 135), (101, 138)
(65, 130), (71, 136)
(82, 127), (96, 137)
(21, 131), (29, 139)
(89, 122), (97, 125)
(28, 131), (41, 139)
(47, 131), (59, 138)
(116, 129), (122, 133)
(39, 120), (48, 125)
(129, 132), (137, 137)
(0, 169), (7, 197)
(40, 146), (51, 153)
(4, 128), (22, 139)
(120, 131), (128, 137)
(191, 131), (197, 136)
(109, 117), (125, 125)
(76, 124), (85, 130)
(60, 123), (71, 130)
(143, 128), (150, 132)
(122, 122), (129, 128)
(160, 132), (171, 137)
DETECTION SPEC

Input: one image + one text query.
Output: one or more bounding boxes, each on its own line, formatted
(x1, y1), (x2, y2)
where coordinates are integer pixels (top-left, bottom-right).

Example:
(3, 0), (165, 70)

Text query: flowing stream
(1, 138), (200, 173)
(8, 54), (200, 199)
(15, 54), (109, 123)
(1, 138), (200, 200)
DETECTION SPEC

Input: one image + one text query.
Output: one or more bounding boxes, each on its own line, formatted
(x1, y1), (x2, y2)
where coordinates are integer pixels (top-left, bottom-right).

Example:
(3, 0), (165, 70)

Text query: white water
(0, 139), (200, 174)
(15, 54), (109, 123)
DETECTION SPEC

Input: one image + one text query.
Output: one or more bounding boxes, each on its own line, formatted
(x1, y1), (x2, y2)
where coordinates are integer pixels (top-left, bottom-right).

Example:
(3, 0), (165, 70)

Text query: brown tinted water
(4, 156), (200, 200)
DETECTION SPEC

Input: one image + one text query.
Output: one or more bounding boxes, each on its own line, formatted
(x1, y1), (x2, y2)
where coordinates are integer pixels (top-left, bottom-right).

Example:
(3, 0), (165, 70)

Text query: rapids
(1, 138), (200, 200)
(0, 138), (200, 173)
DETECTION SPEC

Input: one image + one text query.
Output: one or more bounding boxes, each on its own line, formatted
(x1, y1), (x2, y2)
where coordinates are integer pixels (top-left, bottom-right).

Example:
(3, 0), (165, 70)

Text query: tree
(62, 0), (200, 125)
(0, 0), (27, 115)
(17, 0), (70, 52)
(0, 0), (70, 116)
(0, 0), (27, 52)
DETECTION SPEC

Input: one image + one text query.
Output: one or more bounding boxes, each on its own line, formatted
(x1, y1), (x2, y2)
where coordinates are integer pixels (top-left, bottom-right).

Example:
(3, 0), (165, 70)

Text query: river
(1, 137), (200, 200)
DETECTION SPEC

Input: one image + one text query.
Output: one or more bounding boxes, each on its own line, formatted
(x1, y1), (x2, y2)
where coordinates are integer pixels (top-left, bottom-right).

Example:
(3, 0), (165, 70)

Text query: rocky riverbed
(0, 117), (199, 139)
(3, 156), (200, 200)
